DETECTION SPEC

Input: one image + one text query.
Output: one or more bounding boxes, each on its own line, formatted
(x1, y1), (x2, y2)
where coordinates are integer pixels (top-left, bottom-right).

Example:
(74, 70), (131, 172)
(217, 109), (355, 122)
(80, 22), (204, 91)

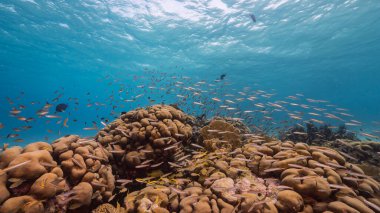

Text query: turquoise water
(1, 0), (380, 144)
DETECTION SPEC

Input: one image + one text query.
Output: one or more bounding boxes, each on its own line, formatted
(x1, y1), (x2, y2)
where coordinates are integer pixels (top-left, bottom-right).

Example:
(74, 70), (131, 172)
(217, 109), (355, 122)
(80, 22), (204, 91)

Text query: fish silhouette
(220, 74), (226, 80)
(55, 103), (68, 112)
(250, 14), (256, 23)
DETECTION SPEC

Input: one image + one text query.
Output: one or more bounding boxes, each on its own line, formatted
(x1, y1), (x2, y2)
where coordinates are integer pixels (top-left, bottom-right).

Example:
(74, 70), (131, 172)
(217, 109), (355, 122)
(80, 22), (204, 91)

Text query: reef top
(0, 105), (379, 213)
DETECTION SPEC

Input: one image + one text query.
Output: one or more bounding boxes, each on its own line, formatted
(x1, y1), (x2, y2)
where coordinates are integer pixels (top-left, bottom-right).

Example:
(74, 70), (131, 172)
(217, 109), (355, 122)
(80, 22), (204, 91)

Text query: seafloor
(0, 105), (379, 213)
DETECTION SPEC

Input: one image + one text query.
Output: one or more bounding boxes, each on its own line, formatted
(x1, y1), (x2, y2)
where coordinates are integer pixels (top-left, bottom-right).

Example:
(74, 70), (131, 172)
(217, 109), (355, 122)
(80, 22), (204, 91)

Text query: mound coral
(0, 135), (115, 212)
(52, 135), (115, 203)
(200, 119), (242, 151)
(115, 117), (380, 213)
(96, 105), (193, 178)
(0, 105), (379, 213)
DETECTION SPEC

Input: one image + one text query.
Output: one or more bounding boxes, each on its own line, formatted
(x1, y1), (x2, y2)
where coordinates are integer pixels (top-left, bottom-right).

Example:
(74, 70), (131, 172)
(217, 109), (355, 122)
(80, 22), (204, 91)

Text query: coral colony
(0, 105), (380, 212)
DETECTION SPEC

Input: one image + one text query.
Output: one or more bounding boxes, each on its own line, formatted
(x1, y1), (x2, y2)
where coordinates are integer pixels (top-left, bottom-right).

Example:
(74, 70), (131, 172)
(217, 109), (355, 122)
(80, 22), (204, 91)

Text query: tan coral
(29, 172), (66, 199)
(327, 201), (360, 213)
(68, 182), (93, 210)
(275, 190), (304, 213)
(61, 153), (87, 181)
(7, 150), (56, 180)
(0, 146), (22, 169)
(96, 105), (193, 178)
(92, 203), (121, 213)
(0, 174), (9, 204)
(52, 135), (80, 155)
(2, 108), (380, 213)
(23, 142), (52, 153)
(0, 195), (44, 213)
(281, 168), (332, 200)
(200, 119), (241, 151)
(92, 120), (375, 212)
(337, 196), (375, 213)
(125, 185), (171, 213)
(52, 135), (115, 202)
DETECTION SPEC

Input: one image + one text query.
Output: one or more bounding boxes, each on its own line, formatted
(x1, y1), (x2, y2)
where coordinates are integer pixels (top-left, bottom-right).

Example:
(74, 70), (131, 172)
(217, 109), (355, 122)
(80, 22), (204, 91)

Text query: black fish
(250, 14), (256, 23)
(55, 103), (68, 112)
(197, 113), (206, 121)
(220, 74), (226, 80)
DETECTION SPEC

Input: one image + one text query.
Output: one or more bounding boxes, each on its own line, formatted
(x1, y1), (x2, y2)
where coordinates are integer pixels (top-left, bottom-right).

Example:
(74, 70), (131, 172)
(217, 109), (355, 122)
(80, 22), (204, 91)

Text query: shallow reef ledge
(0, 105), (379, 213)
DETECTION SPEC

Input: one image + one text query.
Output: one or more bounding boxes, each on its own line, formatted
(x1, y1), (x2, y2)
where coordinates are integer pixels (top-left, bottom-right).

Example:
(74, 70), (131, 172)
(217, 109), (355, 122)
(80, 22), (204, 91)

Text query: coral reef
(200, 119), (242, 151)
(52, 135), (115, 203)
(96, 105), (193, 178)
(0, 136), (114, 212)
(281, 123), (358, 143)
(0, 105), (380, 213)
(315, 139), (380, 181)
(123, 131), (380, 212)
(281, 122), (380, 181)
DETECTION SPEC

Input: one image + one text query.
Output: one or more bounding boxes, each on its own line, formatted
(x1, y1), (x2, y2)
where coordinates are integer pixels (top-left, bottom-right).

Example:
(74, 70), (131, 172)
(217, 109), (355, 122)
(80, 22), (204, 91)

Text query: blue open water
(1, 0), (380, 144)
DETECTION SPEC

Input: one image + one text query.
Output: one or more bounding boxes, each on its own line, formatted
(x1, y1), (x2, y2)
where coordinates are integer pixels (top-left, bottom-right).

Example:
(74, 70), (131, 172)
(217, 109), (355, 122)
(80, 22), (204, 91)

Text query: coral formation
(96, 105), (193, 178)
(281, 122), (380, 181)
(0, 135), (114, 212)
(92, 203), (125, 213)
(0, 105), (379, 213)
(52, 135), (115, 203)
(200, 119), (242, 151)
(281, 123), (358, 143)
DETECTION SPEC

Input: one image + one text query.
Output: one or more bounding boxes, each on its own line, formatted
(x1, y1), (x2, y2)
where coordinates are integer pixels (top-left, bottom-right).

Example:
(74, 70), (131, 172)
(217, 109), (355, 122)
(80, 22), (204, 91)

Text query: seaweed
(279, 122), (358, 143)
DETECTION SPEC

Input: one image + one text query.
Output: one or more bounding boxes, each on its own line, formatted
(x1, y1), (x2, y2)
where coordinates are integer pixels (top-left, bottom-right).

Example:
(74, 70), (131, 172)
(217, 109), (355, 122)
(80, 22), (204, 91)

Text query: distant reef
(0, 105), (379, 213)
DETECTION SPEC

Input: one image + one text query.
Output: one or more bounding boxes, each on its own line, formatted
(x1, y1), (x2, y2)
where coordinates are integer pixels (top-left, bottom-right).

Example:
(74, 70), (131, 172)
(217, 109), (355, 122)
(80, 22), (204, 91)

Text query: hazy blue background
(1, 0), (380, 144)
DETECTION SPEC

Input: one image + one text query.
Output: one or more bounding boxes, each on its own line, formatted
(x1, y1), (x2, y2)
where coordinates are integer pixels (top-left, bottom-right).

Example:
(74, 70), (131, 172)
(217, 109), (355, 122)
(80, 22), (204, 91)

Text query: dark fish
(7, 134), (19, 138)
(55, 103), (68, 112)
(197, 113), (206, 121)
(220, 74), (226, 80)
(250, 14), (256, 23)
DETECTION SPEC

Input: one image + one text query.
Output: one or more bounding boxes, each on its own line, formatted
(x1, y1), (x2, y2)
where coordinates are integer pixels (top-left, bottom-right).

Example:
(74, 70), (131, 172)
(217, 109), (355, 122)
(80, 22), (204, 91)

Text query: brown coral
(200, 119), (241, 151)
(0, 174), (9, 204)
(52, 135), (115, 202)
(0, 146), (22, 169)
(96, 105), (193, 178)
(7, 150), (56, 180)
(1, 106), (380, 213)
(275, 190), (303, 212)
(68, 182), (94, 210)
(0, 136), (114, 212)
(0, 195), (44, 213)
